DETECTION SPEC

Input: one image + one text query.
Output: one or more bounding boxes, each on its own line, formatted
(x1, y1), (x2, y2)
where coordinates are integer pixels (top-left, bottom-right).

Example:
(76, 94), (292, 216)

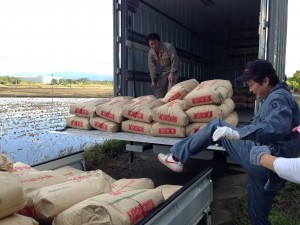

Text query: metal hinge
(262, 19), (268, 29)
(116, 3), (121, 11)
(116, 36), (122, 43)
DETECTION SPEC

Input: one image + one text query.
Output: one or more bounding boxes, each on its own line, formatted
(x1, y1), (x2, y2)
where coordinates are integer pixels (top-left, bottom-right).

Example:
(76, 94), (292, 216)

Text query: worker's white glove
(212, 126), (240, 141)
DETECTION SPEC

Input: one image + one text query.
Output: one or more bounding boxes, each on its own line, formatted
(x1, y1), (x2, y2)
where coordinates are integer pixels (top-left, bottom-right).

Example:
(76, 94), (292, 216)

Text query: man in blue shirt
(158, 59), (300, 225)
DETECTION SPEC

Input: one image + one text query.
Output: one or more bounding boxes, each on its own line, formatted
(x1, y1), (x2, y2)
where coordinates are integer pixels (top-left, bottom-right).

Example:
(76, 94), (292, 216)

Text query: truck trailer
(105, 0), (289, 164)
(36, 1), (289, 224)
(113, 0), (288, 97)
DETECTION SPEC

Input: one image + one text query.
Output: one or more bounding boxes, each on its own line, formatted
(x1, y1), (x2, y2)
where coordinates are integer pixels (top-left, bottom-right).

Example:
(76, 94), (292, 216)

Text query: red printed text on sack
(127, 199), (155, 224)
(141, 199), (155, 215)
(13, 165), (31, 172)
(192, 95), (212, 104)
(128, 110), (144, 119)
(159, 114), (177, 123)
(159, 128), (176, 134)
(168, 92), (182, 102)
(100, 111), (115, 120)
(21, 175), (54, 184)
(71, 120), (83, 127)
(94, 122), (108, 130)
(194, 111), (213, 119)
(127, 205), (144, 224)
(129, 124), (144, 133)
(75, 108), (89, 116)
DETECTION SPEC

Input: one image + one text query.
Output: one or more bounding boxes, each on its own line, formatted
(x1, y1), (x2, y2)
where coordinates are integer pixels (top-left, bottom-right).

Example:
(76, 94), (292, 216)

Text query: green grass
(233, 182), (300, 225)
(84, 139), (129, 173)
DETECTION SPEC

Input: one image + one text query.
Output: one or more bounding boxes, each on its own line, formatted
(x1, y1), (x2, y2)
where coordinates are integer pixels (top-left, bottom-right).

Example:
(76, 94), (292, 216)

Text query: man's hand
(250, 146), (271, 166)
(151, 76), (158, 90)
(151, 80), (156, 90)
(212, 126), (240, 141)
(168, 72), (174, 84)
(292, 125), (300, 133)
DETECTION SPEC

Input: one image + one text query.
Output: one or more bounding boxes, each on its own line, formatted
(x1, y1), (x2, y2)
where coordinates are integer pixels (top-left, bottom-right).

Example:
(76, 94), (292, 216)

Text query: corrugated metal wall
(267, 0), (288, 81)
(114, 0), (287, 96)
(124, 0), (215, 97)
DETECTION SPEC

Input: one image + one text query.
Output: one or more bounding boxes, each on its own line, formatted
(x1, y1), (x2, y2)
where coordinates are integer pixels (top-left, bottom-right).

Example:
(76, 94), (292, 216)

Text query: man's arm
(251, 148), (300, 184)
(239, 97), (294, 143)
(250, 125), (300, 184)
(148, 51), (157, 89)
(259, 154), (276, 172)
(168, 44), (179, 84)
(273, 157), (300, 184)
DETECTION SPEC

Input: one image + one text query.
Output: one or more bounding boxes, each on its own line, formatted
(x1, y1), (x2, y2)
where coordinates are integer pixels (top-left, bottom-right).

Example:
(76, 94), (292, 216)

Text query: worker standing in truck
(147, 33), (179, 98)
(157, 59), (300, 225)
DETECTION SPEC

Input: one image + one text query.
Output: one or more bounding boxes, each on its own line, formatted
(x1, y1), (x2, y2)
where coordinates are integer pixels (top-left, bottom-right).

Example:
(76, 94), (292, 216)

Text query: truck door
(113, 0), (214, 97)
(113, 0), (149, 97)
(113, 0), (288, 97)
(259, 0), (288, 81)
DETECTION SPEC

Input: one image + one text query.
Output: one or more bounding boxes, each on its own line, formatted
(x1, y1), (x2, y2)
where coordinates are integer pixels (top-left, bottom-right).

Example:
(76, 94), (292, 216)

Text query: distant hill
(0, 71), (113, 81)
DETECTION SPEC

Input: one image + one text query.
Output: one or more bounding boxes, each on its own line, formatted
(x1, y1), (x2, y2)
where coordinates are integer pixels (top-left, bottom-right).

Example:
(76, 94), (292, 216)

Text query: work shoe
(158, 153), (183, 172)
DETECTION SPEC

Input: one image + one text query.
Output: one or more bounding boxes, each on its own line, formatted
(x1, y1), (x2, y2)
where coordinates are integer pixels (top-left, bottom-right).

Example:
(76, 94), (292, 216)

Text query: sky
(0, 0), (113, 76)
(286, 0), (300, 77)
(0, 0), (299, 78)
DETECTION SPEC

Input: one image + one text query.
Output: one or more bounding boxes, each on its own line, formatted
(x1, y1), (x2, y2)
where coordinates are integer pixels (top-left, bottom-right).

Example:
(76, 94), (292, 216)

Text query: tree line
(1, 73), (299, 93)
(0, 76), (113, 87)
(287, 70), (300, 93)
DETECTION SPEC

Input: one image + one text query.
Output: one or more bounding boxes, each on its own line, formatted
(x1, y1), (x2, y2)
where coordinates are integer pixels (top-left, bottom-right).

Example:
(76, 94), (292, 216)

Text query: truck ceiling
(143, 0), (260, 40)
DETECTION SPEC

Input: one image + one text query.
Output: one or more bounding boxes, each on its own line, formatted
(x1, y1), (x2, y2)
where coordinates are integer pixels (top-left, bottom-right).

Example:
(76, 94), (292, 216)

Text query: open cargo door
(259, 0), (288, 81)
(113, 0), (288, 97)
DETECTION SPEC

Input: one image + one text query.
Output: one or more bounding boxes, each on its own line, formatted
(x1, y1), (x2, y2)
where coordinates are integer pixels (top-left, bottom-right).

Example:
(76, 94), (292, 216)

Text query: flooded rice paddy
(0, 97), (103, 165)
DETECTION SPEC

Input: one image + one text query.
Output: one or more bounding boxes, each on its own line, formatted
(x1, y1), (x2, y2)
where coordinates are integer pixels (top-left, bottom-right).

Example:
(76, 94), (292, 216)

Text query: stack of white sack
(121, 95), (164, 135)
(25, 175), (112, 223)
(151, 99), (188, 137)
(232, 87), (256, 109)
(67, 98), (110, 130)
(63, 79), (238, 137)
(52, 182), (182, 225)
(5, 161), (115, 223)
(0, 157), (39, 225)
(53, 189), (164, 225)
(183, 79), (239, 136)
(162, 79), (199, 102)
(150, 79), (199, 137)
(1, 154), (183, 225)
(92, 96), (134, 132)
(12, 162), (70, 219)
(12, 162), (116, 223)
(0, 172), (31, 221)
(51, 177), (182, 225)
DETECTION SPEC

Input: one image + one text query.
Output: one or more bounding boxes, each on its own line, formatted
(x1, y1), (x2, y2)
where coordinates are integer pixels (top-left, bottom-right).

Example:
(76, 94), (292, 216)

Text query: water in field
(0, 97), (103, 165)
